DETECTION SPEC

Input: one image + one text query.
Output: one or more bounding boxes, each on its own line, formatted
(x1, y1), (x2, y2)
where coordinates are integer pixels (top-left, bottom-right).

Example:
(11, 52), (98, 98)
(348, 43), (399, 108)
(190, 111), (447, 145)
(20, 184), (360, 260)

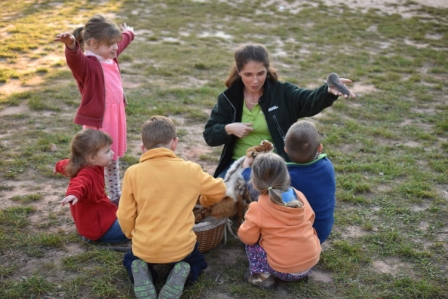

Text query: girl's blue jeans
(96, 219), (130, 243)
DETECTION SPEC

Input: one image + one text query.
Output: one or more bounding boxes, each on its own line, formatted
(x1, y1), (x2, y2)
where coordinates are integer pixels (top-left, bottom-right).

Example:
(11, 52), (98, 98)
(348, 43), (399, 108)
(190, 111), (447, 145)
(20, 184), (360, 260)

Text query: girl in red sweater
(55, 129), (129, 243)
(54, 14), (135, 204)
(238, 153), (321, 289)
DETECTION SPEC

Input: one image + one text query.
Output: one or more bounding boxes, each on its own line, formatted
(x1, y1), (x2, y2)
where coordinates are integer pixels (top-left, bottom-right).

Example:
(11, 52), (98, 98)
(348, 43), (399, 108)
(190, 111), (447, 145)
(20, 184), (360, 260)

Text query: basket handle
(223, 219), (239, 244)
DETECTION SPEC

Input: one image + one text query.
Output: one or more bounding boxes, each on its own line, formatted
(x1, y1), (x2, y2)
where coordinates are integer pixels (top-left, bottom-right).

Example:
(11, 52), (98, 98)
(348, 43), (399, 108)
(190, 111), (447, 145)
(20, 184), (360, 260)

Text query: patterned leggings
(245, 244), (311, 282)
(105, 159), (121, 203)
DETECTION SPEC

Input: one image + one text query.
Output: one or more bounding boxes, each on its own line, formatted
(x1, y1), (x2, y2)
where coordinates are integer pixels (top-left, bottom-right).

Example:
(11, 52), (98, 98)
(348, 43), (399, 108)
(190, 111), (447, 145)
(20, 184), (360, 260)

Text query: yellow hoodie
(117, 148), (226, 263)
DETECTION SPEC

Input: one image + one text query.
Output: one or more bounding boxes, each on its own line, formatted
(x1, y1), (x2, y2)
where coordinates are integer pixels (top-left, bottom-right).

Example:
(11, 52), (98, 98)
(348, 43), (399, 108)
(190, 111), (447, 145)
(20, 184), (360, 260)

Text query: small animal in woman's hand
(327, 73), (356, 98)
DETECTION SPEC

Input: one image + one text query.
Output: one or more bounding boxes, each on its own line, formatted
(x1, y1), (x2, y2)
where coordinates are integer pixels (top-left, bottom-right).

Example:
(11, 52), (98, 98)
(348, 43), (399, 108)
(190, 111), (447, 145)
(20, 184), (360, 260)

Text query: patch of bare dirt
(371, 258), (415, 276)
(0, 102), (29, 116)
(310, 268), (333, 283)
(171, 115), (218, 174)
(0, 80), (32, 98)
(265, 0), (448, 17)
(0, 52), (64, 97)
(340, 225), (368, 239)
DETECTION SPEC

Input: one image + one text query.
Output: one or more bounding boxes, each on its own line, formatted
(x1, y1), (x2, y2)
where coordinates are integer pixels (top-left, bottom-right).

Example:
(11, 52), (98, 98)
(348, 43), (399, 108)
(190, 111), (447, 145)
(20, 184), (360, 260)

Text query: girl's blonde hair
(251, 153), (302, 208)
(65, 129), (113, 177)
(225, 43), (278, 88)
(73, 14), (121, 52)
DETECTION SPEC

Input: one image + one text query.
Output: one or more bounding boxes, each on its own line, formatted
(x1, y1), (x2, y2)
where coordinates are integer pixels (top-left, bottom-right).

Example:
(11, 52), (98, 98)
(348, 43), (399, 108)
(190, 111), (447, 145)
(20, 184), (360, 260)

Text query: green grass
(0, 0), (447, 298)
(10, 193), (42, 204)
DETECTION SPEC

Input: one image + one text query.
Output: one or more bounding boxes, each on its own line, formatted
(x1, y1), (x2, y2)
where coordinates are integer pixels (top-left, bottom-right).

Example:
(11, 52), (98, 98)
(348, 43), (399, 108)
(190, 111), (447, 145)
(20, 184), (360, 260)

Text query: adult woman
(203, 43), (355, 178)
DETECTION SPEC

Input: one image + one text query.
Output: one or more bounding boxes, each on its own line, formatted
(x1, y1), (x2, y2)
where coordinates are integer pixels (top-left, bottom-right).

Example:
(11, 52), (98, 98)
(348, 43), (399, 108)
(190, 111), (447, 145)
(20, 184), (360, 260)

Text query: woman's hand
(54, 32), (76, 50)
(225, 123), (253, 138)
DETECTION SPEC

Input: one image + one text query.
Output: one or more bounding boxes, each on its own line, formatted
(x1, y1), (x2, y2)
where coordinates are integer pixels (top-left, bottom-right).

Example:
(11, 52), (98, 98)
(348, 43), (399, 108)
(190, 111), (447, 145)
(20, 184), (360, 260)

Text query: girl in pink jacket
(54, 14), (135, 204)
(238, 153), (321, 289)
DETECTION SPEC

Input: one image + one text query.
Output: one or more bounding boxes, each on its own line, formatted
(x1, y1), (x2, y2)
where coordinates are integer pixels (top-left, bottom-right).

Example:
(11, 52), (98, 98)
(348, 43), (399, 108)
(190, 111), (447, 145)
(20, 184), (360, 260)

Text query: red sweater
(55, 159), (117, 241)
(65, 30), (134, 127)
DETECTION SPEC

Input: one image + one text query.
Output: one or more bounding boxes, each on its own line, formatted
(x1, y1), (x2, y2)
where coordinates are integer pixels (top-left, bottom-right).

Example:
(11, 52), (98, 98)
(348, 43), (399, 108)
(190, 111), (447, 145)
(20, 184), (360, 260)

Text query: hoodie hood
(257, 188), (308, 226)
(140, 147), (176, 163)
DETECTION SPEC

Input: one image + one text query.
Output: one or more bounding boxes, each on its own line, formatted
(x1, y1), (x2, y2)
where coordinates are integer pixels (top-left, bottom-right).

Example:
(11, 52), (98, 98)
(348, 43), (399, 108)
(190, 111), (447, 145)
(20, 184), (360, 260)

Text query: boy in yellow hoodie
(117, 116), (226, 299)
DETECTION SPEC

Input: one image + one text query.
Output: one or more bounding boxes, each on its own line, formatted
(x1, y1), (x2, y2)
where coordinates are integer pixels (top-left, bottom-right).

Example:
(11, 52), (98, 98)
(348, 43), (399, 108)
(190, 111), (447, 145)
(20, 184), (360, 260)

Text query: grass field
(0, 0), (447, 298)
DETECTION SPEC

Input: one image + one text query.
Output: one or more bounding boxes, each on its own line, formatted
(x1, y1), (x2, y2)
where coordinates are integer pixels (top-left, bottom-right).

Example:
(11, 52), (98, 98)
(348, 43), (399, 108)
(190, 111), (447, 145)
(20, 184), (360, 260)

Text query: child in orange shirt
(238, 153), (321, 289)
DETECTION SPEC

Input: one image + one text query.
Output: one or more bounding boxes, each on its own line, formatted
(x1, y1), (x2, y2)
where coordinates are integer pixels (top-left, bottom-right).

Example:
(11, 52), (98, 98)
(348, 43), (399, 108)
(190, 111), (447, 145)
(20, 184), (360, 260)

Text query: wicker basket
(193, 216), (227, 253)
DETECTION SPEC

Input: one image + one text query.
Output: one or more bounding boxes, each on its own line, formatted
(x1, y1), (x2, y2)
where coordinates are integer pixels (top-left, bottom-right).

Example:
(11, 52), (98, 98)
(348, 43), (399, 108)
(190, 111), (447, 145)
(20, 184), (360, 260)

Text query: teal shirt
(286, 153), (327, 166)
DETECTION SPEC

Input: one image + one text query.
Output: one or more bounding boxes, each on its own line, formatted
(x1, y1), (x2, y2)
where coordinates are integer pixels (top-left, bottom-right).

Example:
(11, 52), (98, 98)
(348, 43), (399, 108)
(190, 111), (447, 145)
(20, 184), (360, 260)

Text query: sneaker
(158, 262), (190, 299)
(131, 259), (157, 299)
(244, 271), (275, 289)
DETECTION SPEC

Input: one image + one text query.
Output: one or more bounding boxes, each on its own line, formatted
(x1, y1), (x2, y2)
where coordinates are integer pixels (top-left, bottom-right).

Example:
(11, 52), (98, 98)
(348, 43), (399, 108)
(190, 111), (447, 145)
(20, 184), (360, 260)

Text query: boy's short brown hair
(285, 120), (321, 164)
(142, 116), (177, 150)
